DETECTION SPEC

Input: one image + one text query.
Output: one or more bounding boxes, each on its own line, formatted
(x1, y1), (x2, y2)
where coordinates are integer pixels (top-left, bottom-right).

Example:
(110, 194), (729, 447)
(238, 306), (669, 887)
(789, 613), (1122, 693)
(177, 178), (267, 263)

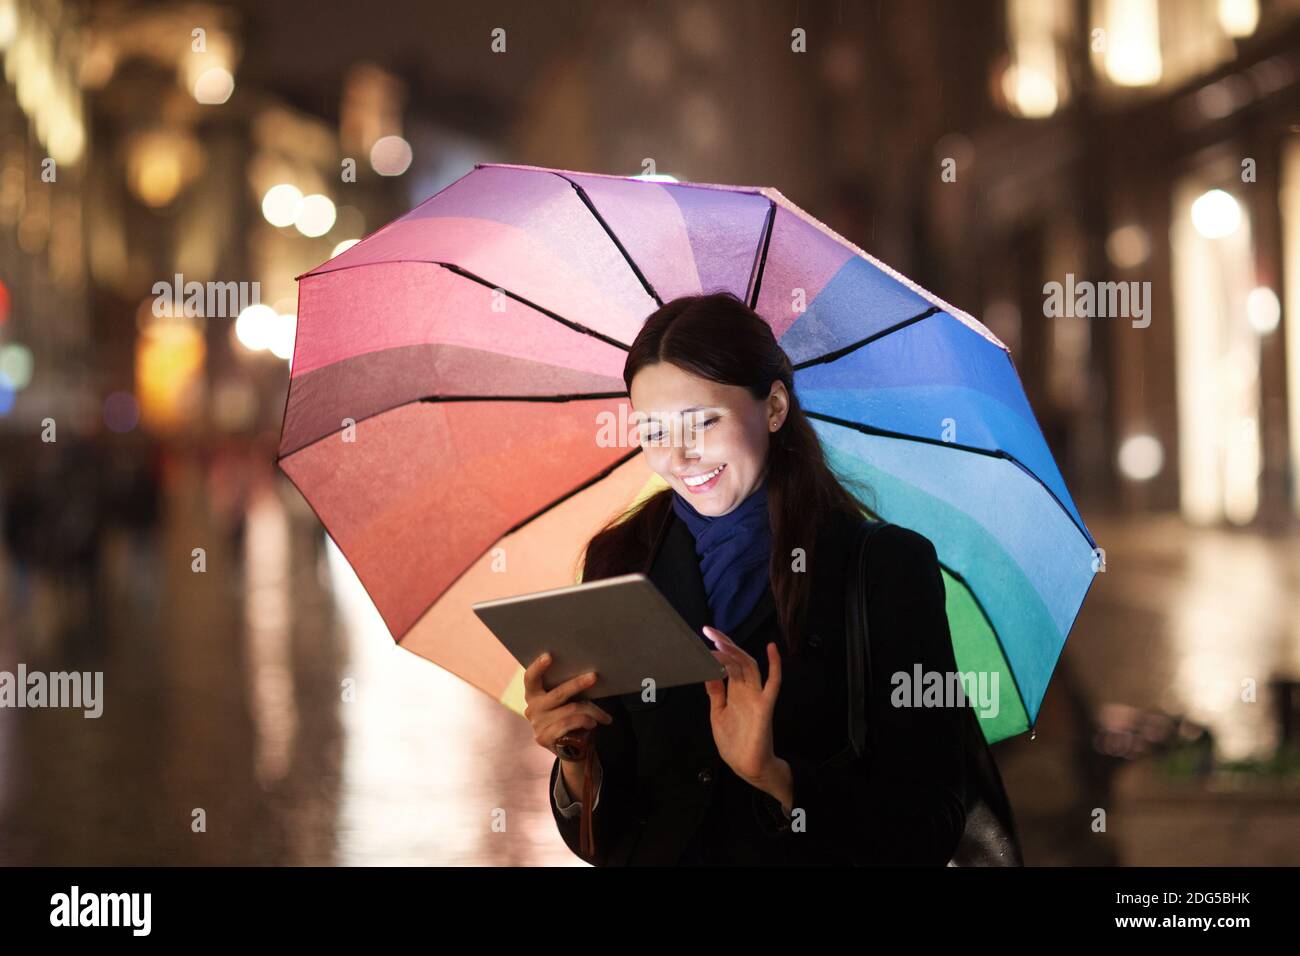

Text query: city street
(1, 457), (1296, 865)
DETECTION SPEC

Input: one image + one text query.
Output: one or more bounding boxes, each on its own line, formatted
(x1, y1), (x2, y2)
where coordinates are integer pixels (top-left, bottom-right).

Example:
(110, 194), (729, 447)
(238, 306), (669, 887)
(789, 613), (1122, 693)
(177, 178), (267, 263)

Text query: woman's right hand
(523, 651), (613, 756)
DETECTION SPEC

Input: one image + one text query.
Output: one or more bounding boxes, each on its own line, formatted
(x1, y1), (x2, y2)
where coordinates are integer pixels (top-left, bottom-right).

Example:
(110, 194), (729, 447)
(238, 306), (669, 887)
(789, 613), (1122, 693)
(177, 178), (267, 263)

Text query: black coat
(548, 503), (985, 865)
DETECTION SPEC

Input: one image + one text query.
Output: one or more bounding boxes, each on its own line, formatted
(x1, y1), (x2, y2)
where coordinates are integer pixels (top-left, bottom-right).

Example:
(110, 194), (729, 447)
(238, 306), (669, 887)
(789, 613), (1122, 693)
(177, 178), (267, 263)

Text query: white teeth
(683, 464), (724, 487)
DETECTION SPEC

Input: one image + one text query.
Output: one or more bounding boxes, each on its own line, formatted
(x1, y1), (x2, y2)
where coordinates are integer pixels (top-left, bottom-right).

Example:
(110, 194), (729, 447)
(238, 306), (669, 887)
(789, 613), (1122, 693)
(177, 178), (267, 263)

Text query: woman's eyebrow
(644, 406), (720, 420)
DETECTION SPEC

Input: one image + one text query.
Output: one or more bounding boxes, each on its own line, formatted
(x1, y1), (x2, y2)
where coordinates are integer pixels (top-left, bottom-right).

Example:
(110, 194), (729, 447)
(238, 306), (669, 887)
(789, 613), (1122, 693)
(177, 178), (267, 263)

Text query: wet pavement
(0, 457), (577, 866)
(1, 461), (1297, 865)
(991, 512), (1300, 865)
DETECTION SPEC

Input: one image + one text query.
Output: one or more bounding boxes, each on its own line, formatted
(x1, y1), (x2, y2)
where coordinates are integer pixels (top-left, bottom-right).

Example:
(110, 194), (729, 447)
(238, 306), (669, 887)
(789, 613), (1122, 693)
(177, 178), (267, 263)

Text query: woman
(524, 291), (1018, 865)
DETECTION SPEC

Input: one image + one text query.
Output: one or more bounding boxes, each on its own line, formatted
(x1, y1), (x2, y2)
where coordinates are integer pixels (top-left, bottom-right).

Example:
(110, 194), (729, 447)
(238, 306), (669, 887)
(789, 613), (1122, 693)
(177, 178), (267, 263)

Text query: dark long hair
(581, 291), (877, 656)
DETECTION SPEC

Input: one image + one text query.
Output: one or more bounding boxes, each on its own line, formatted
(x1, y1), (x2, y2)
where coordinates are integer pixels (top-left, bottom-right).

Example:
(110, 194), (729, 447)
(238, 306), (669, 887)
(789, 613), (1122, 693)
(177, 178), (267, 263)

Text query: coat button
(697, 768), (713, 786)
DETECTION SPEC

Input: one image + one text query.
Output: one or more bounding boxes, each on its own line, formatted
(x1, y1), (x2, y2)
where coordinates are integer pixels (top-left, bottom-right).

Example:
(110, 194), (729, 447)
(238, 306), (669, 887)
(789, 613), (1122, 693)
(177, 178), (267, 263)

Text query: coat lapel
(644, 506), (778, 650)
(646, 509), (712, 644)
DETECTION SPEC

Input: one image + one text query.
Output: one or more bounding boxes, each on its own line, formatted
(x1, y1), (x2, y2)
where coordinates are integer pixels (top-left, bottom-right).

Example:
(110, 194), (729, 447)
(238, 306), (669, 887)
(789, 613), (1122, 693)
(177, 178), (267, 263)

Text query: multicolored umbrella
(276, 162), (1097, 745)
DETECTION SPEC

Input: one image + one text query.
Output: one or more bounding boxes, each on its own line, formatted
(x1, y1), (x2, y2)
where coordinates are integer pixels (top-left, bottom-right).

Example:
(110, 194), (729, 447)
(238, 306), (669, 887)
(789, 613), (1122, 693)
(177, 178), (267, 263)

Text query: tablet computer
(472, 573), (725, 700)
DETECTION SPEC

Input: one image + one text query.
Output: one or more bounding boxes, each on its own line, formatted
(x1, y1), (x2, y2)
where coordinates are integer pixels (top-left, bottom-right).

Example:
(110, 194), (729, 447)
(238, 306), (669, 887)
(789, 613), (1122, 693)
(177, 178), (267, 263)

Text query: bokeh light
(103, 390), (140, 433)
(136, 323), (205, 432)
(0, 342), (33, 389)
(1191, 189), (1241, 238)
(1106, 224), (1151, 269)
(193, 66), (235, 105)
(369, 135), (412, 176)
(268, 312), (296, 360)
(127, 130), (203, 208)
(235, 303), (277, 352)
(1246, 286), (1280, 334)
(1118, 433), (1164, 481)
(1218, 0), (1259, 37)
(294, 194), (336, 237)
(262, 184), (303, 228)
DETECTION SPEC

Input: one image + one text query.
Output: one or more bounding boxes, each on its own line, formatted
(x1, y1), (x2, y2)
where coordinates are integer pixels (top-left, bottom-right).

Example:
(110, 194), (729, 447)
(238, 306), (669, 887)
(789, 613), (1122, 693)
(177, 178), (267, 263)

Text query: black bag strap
(845, 517), (889, 761)
(828, 515), (1026, 865)
(820, 516), (890, 773)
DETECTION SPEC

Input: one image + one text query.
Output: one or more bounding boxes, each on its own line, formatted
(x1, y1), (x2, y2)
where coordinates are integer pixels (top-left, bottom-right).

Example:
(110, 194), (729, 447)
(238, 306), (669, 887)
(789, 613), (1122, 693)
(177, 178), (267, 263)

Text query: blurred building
(0, 0), (90, 438)
(927, 0), (1300, 528)
(0, 0), (490, 460)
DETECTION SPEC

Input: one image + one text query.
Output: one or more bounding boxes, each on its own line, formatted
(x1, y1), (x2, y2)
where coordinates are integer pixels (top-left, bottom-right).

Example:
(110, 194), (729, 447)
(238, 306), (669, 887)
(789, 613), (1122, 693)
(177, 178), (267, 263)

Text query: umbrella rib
(276, 392), (630, 461)
(807, 410), (1095, 548)
(935, 559), (1033, 738)
(499, 445), (642, 538)
(417, 392), (629, 404)
(791, 306), (941, 370)
(746, 200), (777, 310)
(554, 173), (664, 308)
(298, 258), (633, 352)
(390, 446), (645, 643)
(434, 260), (633, 351)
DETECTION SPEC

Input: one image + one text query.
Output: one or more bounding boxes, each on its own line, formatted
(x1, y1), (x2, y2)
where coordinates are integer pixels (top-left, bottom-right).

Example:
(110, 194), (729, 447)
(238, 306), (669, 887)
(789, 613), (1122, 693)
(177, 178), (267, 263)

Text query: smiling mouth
(681, 463), (725, 487)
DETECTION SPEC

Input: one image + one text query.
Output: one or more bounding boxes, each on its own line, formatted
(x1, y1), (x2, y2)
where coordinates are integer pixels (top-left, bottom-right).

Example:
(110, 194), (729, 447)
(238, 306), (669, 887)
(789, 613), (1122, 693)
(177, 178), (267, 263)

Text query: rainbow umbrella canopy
(277, 162), (1098, 745)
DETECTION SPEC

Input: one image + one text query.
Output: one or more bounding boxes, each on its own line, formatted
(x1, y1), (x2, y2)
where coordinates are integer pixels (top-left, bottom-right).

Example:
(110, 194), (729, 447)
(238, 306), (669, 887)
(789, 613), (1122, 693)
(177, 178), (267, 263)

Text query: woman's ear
(768, 380), (790, 432)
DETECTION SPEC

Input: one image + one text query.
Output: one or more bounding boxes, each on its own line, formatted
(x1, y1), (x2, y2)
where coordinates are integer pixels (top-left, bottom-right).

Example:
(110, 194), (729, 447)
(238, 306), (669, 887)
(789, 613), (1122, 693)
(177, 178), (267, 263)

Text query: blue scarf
(670, 474), (773, 636)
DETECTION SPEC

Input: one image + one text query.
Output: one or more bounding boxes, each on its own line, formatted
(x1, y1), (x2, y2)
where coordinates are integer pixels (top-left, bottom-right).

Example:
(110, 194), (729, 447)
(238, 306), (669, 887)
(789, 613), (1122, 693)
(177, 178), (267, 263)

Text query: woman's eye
(636, 417), (714, 444)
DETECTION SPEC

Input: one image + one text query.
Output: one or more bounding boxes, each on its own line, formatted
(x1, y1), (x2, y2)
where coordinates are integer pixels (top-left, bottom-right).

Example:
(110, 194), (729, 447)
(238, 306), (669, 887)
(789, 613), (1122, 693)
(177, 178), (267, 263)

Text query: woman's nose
(672, 434), (702, 465)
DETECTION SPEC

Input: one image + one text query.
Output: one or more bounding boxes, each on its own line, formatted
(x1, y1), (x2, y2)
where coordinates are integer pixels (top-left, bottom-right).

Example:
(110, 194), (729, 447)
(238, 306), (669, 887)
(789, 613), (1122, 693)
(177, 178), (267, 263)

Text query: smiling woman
(610, 292), (871, 657)
(522, 291), (1023, 866)
(631, 357), (781, 511)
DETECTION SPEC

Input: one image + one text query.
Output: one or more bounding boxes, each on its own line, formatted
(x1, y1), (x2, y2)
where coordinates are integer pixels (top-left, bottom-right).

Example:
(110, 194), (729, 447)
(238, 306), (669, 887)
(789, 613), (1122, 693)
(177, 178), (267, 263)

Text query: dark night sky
(233, 0), (615, 126)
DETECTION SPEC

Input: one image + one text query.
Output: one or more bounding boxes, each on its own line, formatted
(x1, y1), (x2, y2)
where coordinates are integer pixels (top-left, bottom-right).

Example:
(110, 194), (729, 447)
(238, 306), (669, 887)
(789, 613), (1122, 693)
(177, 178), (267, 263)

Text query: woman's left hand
(702, 625), (783, 787)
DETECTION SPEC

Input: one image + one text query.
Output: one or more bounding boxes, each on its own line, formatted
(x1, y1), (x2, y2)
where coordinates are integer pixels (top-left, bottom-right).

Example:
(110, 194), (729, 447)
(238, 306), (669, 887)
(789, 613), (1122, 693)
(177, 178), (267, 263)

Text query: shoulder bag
(833, 517), (1024, 866)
